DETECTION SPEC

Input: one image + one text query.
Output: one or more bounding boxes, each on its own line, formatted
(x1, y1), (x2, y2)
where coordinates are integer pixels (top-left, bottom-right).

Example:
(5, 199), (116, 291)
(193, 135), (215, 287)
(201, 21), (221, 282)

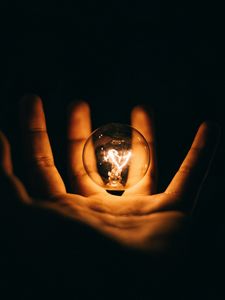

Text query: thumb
(0, 131), (31, 204)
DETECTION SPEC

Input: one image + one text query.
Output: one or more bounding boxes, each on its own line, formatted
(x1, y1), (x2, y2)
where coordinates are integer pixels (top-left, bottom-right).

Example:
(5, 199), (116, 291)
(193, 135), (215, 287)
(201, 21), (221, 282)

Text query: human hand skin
(0, 95), (220, 254)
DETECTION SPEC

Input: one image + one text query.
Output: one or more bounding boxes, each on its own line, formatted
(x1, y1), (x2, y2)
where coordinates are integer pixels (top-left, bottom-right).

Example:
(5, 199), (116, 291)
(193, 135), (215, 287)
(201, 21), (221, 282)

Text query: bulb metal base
(106, 190), (124, 196)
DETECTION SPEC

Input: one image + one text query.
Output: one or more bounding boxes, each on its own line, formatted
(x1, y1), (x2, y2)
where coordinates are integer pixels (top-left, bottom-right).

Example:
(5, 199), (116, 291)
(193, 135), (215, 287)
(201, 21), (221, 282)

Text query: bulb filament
(104, 149), (131, 187)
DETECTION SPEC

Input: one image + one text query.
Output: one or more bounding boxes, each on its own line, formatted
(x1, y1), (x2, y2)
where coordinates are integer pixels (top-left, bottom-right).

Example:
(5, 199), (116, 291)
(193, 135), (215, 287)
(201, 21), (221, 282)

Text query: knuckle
(70, 167), (86, 179)
(27, 128), (47, 134)
(190, 146), (203, 155)
(67, 138), (87, 146)
(32, 155), (55, 168)
(178, 165), (192, 174)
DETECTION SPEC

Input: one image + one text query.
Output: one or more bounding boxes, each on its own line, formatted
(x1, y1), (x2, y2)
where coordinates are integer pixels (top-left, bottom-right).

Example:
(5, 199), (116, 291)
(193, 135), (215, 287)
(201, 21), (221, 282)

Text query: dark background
(0, 2), (225, 299)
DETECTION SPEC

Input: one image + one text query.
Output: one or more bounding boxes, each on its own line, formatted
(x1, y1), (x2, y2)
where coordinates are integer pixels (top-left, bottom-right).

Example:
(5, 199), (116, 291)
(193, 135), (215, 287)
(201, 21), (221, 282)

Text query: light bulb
(83, 123), (150, 191)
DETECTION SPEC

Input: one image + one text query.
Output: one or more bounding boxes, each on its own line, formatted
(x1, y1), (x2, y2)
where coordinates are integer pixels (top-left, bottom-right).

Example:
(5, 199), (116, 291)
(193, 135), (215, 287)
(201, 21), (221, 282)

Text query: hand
(0, 95), (220, 254)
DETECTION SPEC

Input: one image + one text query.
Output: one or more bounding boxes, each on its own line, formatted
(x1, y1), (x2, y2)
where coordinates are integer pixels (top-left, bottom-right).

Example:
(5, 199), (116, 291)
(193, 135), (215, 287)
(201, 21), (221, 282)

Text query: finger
(165, 122), (220, 210)
(20, 95), (66, 198)
(125, 106), (157, 195)
(67, 101), (106, 196)
(0, 131), (30, 203)
(0, 131), (13, 175)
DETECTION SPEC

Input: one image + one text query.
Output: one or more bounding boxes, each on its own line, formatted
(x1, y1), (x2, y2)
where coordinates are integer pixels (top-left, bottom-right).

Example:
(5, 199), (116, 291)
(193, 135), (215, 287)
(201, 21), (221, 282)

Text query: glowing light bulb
(83, 123), (150, 191)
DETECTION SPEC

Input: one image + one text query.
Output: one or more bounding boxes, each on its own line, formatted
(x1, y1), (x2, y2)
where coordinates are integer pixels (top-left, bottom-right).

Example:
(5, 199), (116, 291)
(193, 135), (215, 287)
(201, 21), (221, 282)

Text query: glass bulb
(83, 123), (150, 191)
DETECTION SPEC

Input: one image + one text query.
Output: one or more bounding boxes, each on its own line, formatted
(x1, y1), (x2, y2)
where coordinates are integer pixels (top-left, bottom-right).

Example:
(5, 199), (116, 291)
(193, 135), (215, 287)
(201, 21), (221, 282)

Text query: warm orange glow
(104, 149), (132, 187)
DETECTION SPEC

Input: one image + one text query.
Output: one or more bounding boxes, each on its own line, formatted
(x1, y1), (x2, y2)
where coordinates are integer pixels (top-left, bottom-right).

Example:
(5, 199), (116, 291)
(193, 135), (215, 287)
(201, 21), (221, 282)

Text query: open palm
(0, 96), (219, 253)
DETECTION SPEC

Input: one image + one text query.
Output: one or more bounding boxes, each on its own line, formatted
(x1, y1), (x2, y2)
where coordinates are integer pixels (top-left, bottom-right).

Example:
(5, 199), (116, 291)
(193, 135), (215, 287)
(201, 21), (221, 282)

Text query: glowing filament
(104, 149), (131, 187)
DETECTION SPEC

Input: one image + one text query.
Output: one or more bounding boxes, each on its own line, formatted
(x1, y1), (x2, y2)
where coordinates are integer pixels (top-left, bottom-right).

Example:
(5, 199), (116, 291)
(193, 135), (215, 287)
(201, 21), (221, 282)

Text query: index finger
(20, 95), (66, 198)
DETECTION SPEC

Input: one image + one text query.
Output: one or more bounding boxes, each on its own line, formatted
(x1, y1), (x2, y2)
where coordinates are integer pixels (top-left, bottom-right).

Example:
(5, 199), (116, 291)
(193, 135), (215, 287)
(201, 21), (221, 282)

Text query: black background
(0, 1), (225, 299)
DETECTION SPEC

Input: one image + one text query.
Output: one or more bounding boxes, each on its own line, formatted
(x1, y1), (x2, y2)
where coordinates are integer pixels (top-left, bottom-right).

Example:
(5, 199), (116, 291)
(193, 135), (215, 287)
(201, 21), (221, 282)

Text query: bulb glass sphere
(83, 123), (150, 191)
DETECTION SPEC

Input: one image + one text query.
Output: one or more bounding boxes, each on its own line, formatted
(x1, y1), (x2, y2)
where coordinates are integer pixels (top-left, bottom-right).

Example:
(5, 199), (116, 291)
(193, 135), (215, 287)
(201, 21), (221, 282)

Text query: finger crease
(28, 156), (55, 168)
